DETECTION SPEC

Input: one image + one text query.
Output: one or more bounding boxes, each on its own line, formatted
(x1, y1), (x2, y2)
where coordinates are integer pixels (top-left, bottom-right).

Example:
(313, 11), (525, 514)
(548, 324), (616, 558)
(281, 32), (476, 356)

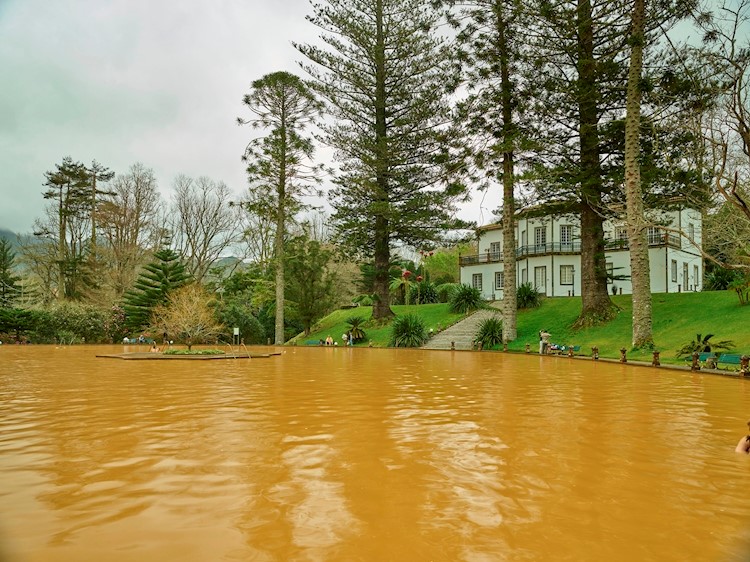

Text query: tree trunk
(90, 174), (97, 257)
(58, 187), (67, 301)
(372, 0), (394, 321)
(274, 119), (287, 345)
(575, 0), (615, 326)
(496, 2), (517, 342)
(624, 0), (653, 348)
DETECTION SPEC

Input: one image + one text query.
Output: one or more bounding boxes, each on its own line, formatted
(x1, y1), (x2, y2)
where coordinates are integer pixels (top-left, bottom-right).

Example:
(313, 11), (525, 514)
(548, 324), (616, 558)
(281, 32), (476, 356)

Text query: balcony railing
(605, 233), (681, 251)
(517, 242), (582, 257)
(459, 235), (682, 266)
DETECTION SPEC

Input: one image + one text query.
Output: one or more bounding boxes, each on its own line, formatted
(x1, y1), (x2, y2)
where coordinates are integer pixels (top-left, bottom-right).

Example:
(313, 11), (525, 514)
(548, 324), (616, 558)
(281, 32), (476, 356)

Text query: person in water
(736, 420), (750, 453)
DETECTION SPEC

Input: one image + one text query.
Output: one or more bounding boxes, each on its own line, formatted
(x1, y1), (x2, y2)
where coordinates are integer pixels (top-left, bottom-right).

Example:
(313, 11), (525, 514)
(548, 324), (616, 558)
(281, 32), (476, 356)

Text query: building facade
(459, 208), (703, 300)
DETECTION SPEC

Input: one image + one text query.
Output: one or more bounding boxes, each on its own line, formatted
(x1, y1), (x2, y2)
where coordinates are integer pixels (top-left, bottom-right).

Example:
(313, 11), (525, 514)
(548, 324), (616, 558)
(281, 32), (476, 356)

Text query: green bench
(684, 352), (716, 364)
(717, 354), (743, 367)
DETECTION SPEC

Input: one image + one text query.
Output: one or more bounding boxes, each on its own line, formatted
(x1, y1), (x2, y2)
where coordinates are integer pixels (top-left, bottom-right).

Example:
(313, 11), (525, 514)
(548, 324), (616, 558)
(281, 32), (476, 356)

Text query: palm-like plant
(390, 270), (414, 305)
(675, 333), (735, 358)
(346, 315), (367, 342)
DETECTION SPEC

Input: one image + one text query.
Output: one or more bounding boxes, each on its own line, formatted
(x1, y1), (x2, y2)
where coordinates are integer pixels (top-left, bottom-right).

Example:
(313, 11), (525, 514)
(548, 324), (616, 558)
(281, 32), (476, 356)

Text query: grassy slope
(291, 291), (749, 363)
(288, 303), (466, 347)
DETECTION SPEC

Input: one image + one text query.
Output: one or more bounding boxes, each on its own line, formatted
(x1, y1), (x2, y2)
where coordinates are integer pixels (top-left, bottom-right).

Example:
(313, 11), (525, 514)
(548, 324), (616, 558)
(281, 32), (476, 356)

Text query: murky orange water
(2, 345), (750, 561)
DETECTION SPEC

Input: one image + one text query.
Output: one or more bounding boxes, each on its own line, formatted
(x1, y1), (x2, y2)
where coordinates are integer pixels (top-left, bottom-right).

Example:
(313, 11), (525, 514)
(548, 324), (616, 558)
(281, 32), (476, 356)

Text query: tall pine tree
(296, 0), (470, 320)
(441, 0), (527, 341)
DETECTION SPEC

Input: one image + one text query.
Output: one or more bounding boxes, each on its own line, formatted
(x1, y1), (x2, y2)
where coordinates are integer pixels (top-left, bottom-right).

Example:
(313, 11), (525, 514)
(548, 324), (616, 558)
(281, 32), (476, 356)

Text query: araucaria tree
(239, 71), (322, 345)
(122, 248), (191, 332)
(442, 0), (527, 342)
(527, 0), (629, 326)
(297, 0), (469, 320)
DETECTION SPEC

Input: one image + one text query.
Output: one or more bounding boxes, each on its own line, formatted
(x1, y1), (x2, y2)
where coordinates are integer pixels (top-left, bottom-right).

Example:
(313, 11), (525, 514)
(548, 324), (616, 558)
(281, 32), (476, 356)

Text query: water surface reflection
(1, 345), (750, 561)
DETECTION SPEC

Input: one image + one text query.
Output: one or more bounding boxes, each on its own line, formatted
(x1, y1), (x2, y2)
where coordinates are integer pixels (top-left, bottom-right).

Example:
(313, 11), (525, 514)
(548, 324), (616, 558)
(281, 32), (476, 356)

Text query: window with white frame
(490, 241), (501, 258)
(560, 265), (574, 285)
(560, 225), (573, 248)
(521, 268), (527, 284)
(693, 265), (699, 289)
(472, 273), (483, 291)
(688, 223), (695, 241)
(671, 260), (677, 282)
(535, 227), (546, 249)
(647, 226), (661, 245)
(683, 263), (689, 288)
(534, 266), (546, 291)
(495, 271), (504, 290)
(615, 226), (628, 240)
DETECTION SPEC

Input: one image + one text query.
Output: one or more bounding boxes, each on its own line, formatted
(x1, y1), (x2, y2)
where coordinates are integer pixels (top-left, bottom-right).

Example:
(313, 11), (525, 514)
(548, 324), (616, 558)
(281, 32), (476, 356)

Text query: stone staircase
(423, 302), (503, 350)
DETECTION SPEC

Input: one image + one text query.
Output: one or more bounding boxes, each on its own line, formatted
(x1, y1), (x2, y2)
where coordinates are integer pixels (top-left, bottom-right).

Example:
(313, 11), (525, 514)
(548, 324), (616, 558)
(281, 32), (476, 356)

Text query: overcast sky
(0, 0), (498, 235)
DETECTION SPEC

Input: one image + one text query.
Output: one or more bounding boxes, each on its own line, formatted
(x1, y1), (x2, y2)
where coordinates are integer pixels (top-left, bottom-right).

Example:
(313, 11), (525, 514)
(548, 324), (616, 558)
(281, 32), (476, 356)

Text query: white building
(459, 207), (703, 300)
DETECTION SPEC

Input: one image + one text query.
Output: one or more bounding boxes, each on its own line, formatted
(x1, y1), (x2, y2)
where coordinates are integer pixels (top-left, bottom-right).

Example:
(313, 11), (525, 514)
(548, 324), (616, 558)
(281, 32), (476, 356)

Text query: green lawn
(291, 291), (749, 363)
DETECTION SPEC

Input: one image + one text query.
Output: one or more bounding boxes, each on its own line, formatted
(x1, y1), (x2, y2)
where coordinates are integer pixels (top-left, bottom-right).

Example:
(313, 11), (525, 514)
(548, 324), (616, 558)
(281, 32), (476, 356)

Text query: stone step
(423, 307), (502, 350)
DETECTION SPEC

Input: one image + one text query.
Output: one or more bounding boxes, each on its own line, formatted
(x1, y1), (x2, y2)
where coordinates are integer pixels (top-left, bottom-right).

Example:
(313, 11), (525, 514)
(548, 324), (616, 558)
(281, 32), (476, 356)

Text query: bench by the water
(717, 354), (743, 367)
(685, 352), (717, 368)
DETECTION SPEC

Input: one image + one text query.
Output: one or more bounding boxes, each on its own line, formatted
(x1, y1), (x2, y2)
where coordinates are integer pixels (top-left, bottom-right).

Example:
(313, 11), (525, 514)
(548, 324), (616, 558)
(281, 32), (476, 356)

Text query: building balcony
(459, 242), (581, 266)
(459, 235), (683, 267)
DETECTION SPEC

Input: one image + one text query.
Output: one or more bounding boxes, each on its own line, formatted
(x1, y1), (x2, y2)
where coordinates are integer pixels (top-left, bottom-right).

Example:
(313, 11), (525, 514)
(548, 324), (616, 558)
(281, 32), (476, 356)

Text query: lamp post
(572, 266), (575, 297)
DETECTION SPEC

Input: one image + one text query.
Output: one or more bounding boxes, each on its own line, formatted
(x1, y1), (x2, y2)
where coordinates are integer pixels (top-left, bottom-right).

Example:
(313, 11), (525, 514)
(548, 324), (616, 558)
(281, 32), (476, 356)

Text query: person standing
(540, 330), (551, 355)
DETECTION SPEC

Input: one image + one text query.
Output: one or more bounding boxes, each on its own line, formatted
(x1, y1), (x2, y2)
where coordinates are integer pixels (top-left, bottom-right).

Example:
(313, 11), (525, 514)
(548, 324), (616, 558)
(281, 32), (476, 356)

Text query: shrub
(517, 282), (542, 309)
(408, 281), (439, 305)
(675, 333), (735, 358)
(475, 317), (503, 349)
(47, 302), (108, 343)
(353, 294), (374, 306)
(390, 313), (427, 347)
(449, 284), (484, 313)
(729, 274), (750, 306)
(436, 282), (460, 303)
(704, 268), (741, 291)
(346, 315), (367, 341)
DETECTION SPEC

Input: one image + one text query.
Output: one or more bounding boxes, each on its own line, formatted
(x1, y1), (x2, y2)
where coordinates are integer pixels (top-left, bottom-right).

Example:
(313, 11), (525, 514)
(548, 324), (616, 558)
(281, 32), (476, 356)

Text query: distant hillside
(0, 229), (35, 250)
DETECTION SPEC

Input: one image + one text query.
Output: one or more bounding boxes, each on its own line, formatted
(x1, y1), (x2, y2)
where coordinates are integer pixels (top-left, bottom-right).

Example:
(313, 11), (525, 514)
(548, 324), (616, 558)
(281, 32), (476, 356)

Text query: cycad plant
(346, 315), (367, 342)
